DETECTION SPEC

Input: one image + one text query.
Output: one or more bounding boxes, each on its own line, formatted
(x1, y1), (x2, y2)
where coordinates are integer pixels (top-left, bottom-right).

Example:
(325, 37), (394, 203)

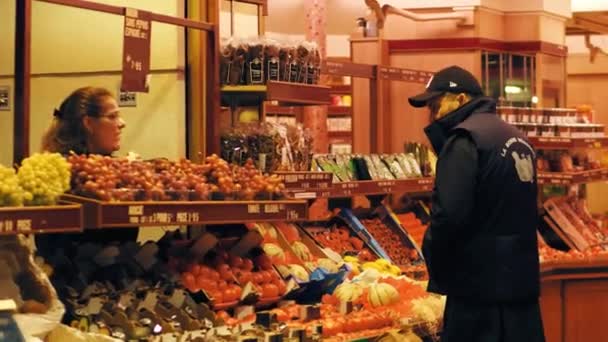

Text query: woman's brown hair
(41, 87), (114, 155)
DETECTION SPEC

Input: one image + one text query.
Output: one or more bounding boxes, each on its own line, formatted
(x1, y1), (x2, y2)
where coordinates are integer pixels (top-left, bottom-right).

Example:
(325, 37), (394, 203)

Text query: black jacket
(422, 97), (540, 303)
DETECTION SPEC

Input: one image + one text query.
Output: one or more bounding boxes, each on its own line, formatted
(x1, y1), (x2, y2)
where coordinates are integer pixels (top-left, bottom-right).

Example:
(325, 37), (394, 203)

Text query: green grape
(17, 152), (71, 206)
(0, 165), (25, 207)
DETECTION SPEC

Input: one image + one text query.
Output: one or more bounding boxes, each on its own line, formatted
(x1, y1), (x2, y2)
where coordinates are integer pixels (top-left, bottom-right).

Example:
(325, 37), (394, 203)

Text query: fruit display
(68, 154), (285, 201)
(220, 37), (321, 86)
(360, 217), (422, 266)
(0, 153), (71, 207)
(220, 122), (313, 173)
(538, 244), (608, 265)
(322, 270), (444, 337)
(313, 152), (431, 183)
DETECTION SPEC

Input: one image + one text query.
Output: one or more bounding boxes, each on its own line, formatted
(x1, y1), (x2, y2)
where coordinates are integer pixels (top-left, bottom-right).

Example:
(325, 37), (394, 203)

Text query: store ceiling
(567, 11), (608, 35)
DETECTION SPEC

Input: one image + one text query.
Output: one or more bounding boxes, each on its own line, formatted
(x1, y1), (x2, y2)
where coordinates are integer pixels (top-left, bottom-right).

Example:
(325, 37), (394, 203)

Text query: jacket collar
(424, 96), (496, 154)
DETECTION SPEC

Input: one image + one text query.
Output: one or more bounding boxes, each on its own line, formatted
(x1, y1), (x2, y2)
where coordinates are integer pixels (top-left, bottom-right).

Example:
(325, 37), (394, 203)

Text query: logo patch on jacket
(500, 137), (535, 183)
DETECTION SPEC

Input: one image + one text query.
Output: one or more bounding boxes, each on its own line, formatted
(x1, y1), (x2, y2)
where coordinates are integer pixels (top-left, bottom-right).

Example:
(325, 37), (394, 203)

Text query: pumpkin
(292, 241), (313, 262)
(368, 282), (400, 308)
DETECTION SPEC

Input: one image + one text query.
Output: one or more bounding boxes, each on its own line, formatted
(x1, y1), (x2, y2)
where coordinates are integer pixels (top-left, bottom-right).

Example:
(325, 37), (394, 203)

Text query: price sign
(121, 8), (152, 92)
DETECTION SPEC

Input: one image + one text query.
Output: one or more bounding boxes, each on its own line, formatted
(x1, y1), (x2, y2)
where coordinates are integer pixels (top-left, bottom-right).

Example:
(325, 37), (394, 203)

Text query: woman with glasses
(42, 86), (126, 155)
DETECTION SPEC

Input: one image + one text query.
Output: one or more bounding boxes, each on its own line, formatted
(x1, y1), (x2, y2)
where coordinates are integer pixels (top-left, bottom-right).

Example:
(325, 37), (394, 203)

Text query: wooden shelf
(0, 202), (82, 235)
(538, 169), (608, 185)
(329, 84), (352, 95)
(63, 195), (308, 228)
(264, 104), (299, 116)
(328, 106), (352, 116)
(529, 136), (608, 149)
(221, 81), (331, 107)
(328, 131), (353, 138)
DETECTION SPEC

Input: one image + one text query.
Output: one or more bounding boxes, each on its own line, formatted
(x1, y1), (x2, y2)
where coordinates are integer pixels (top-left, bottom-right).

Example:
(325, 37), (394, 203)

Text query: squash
(262, 243), (285, 263)
(333, 282), (364, 302)
(292, 241), (313, 262)
(368, 282), (400, 308)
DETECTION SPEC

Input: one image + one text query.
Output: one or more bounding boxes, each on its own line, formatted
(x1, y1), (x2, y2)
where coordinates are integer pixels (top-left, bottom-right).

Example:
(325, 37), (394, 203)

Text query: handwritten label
(121, 8), (152, 92)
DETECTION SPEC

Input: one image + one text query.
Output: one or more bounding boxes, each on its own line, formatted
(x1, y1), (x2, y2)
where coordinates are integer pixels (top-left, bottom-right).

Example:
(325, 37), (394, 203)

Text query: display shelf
(62, 195), (308, 228)
(540, 258), (608, 280)
(0, 202), (82, 235)
(321, 61), (376, 79)
(537, 168), (608, 185)
(529, 136), (608, 149)
(328, 131), (353, 138)
(221, 81), (331, 107)
(264, 104), (298, 116)
(329, 84), (352, 95)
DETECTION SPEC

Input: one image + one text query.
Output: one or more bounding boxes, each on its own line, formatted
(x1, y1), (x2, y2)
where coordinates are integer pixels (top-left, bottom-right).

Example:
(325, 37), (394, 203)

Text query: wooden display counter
(540, 260), (608, 342)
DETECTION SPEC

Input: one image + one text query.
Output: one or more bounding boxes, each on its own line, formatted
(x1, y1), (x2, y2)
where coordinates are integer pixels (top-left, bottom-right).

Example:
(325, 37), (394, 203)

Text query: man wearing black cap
(409, 66), (544, 342)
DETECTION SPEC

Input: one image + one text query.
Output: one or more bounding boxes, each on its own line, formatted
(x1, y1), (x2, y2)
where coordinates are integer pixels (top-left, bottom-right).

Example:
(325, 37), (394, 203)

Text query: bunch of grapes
(0, 165), (30, 207)
(17, 153), (71, 205)
(230, 158), (285, 200)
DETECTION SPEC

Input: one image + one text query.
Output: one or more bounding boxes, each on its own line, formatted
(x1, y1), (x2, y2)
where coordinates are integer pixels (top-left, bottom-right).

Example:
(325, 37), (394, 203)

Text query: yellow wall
(0, 0), (186, 166)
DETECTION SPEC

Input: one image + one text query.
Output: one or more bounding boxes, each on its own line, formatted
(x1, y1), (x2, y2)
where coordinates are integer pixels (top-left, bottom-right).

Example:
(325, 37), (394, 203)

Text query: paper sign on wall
(121, 8), (152, 93)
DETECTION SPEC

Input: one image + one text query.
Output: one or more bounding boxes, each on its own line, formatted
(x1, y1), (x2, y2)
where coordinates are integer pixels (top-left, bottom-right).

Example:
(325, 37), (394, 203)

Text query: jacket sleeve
(423, 132), (478, 293)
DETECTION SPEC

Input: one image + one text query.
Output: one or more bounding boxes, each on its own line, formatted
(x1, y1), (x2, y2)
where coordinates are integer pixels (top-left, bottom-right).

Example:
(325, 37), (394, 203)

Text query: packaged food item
(245, 40), (265, 85)
(370, 155), (394, 180)
(296, 43), (311, 84)
(363, 156), (380, 180)
(382, 155), (407, 179)
(264, 39), (281, 82)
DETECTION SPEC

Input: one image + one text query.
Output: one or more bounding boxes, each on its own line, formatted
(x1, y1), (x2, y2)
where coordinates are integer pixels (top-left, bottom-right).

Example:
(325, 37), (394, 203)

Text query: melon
(292, 241), (313, 262)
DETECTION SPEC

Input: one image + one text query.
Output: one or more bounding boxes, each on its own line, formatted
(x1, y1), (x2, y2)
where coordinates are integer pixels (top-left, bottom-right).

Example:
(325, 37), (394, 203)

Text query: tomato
(181, 272), (196, 289)
(322, 319), (343, 337)
(208, 270), (220, 281)
(276, 280), (287, 295)
(242, 258), (254, 271)
(196, 275), (209, 289)
(232, 285), (243, 300)
(216, 310), (230, 321)
(254, 254), (273, 270)
(187, 264), (201, 276)
(260, 271), (272, 284)
(271, 308), (289, 322)
(252, 272), (264, 284)
(217, 280), (228, 290)
(223, 288), (237, 302)
(229, 255), (244, 269)
(262, 283), (279, 298)
(220, 268), (234, 282)
(238, 271), (253, 285)
(209, 290), (224, 303)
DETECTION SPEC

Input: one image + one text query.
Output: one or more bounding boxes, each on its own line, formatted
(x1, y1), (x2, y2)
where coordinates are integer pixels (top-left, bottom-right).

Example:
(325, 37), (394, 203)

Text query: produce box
(343, 206), (425, 268)
(300, 217), (380, 262)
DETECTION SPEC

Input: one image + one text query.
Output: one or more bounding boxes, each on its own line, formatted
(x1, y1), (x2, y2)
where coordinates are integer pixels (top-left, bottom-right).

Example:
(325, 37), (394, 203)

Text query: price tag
(264, 204), (280, 214)
(129, 205), (144, 216)
(121, 8), (152, 92)
(248, 204), (261, 214)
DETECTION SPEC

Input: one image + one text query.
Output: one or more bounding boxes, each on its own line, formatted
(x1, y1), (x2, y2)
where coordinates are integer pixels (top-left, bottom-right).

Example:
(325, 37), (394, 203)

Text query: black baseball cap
(408, 65), (483, 108)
